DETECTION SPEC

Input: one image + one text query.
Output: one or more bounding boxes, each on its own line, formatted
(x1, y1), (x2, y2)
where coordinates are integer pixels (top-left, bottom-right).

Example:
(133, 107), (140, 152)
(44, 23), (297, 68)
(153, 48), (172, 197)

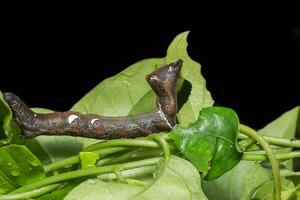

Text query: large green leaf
(165, 31), (213, 126)
(64, 156), (208, 200)
(170, 107), (242, 180)
(202, 106), (300, 200)
(71, 58), (164, 116)
(258, 106), (299, 139)
(0, 145), (45, 194)
(203, 161), (273, 200)
(71, 32), (213, 125)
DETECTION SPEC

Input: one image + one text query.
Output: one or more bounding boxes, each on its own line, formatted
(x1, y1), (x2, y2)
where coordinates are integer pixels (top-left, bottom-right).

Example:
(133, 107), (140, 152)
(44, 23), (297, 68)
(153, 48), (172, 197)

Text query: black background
(1, 13), (299, 129)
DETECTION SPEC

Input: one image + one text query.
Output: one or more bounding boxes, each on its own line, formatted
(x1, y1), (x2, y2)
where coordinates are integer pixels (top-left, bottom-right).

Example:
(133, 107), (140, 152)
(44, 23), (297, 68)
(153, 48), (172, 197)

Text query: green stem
(44, 156), (79, 173)
(97, 148), (162, 166)
(238, 139), (256, 149)
(148, 134), (170, 160)
(240, 124), (281, 200)
(0, 184), (61, 200)
(98, 165), (157, 181)
(238, 134), (300, 148)
(238, 133), (249, 140)
(83, 139), (160, 151)
(243, 147), (292, 155)
(11, 157), (161, 194)
(44, 147), (129, 173)
(242, 151), (300, 161)
(263, 136), (300, 148)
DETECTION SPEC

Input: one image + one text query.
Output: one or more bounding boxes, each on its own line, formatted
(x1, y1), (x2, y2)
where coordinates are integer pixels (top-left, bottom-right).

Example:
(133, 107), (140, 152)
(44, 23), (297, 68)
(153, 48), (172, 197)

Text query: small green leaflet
(170, 107), (242, 180)
(79, 152), (99, 168)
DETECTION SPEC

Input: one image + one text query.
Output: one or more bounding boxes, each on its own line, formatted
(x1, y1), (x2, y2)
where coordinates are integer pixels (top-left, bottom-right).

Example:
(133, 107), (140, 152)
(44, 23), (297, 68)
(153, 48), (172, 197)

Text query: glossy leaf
(65, 156), (208, 200)
(202, 106), (300, 200)
(170, 107), (242, 180)
(0, 145), (45, 194)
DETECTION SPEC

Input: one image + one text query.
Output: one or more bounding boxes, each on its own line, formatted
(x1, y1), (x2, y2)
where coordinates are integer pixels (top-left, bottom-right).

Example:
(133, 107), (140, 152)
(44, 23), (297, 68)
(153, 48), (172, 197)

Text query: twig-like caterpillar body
(4, 60), (182, 139)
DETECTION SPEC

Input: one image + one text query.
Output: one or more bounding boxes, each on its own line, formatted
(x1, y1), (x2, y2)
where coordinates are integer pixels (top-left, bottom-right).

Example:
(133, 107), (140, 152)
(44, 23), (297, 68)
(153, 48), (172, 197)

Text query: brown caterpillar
(4, 60), (182, 139)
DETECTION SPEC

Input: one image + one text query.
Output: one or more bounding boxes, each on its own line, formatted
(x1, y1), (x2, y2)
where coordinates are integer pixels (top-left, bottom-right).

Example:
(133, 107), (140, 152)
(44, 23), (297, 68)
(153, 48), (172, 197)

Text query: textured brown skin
(4, 60), (183, 139)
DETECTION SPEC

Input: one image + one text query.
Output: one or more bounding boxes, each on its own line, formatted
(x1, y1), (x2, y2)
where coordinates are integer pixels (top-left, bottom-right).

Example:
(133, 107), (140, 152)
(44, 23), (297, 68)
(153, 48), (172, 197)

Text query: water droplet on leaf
(7, 162), (12, 167)
(11, 170), (20, 176)
(86, 179), (95, 184)
(30, 160), (40, 167)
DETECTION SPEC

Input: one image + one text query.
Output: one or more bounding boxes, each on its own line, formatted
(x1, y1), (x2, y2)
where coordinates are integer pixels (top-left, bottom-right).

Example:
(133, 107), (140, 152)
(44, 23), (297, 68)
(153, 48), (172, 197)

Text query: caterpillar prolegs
(4, 60), (183, 139)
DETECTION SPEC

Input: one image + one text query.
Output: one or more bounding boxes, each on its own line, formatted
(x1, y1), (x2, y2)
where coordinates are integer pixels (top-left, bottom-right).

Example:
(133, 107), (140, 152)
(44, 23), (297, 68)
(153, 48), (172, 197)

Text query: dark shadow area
(177, 80), (192, 113)
(1, 13), (299, 130)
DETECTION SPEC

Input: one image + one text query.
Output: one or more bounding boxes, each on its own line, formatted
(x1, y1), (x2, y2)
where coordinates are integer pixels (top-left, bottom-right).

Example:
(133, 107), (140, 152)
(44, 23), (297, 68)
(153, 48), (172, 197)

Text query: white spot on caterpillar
(167, 66), (174, 73)
(150, 76), (159, 81)
(68, 115), (79, 124)
(91, 118), (99, 124)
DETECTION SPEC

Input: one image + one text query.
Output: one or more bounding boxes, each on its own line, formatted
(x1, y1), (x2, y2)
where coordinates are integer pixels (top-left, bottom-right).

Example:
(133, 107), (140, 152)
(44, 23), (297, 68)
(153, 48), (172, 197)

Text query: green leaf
(128, 90), (157, 116)
(0, 145), (45, 194)
(71, 58), (164, 116)
(0, 91), (21, 145)
(170, 107), (242, 180)
(71, 32), (213, 126)
(202, 106), (300, 200)
(64, 156), (208, 200)
(203, 161), (273, 200)
(258, 106), (299, 139)
(165, 31), (214, 126)
(79, 152), (99, 168)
